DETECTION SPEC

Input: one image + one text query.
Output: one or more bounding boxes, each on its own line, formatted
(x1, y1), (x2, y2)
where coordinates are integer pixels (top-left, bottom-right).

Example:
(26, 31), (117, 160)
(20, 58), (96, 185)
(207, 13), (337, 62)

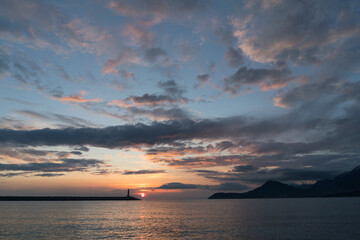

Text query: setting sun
(141, 193), (145, 198)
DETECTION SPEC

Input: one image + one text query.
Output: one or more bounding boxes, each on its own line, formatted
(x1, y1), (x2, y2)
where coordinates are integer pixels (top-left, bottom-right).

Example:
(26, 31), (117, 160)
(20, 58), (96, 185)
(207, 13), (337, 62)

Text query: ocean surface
(1, 198), (360, 239)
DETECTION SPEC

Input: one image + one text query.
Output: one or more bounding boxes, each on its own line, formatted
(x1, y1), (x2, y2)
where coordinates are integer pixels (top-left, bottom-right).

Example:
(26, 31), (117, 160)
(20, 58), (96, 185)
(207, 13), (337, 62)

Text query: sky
(0, 0), (359, 199)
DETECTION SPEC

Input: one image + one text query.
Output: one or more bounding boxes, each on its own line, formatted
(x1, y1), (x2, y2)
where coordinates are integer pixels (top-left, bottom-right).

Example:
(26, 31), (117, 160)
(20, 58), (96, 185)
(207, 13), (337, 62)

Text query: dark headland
(209, 165), (360, 199)
(0, 189), (140, 201)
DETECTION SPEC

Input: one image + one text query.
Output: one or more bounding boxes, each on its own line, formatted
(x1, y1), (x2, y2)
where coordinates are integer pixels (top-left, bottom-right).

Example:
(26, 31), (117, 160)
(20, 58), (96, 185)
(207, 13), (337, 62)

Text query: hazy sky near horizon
(0, 0), (359, 198)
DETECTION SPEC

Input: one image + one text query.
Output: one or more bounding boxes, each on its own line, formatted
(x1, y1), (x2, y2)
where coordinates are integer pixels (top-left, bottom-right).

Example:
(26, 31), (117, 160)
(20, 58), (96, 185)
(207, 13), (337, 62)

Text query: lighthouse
(127, 189), (130, 197)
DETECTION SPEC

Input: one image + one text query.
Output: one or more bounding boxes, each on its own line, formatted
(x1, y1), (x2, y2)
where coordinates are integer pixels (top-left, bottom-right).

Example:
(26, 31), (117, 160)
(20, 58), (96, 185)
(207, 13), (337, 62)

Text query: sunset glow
(0, 0), (359, 199)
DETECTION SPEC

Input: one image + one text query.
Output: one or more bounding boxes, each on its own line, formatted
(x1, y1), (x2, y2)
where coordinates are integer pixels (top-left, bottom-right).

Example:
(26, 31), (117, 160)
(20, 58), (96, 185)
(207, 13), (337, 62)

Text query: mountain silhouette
(209, 165), (360, 199)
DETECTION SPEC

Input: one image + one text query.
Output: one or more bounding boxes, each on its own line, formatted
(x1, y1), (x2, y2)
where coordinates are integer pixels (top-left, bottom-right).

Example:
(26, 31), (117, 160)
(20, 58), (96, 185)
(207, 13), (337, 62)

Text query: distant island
(0, 189), (140, 201)
(209, 165), (360, 199)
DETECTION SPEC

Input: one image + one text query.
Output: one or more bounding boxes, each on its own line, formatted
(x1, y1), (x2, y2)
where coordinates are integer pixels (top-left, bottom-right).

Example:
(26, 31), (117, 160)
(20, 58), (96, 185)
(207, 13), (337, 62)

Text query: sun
(141, 193), (145, 198)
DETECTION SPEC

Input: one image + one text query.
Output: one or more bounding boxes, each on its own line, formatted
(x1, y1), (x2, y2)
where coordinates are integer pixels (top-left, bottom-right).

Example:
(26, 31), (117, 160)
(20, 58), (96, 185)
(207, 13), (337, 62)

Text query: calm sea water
(1, 198), (360, 239)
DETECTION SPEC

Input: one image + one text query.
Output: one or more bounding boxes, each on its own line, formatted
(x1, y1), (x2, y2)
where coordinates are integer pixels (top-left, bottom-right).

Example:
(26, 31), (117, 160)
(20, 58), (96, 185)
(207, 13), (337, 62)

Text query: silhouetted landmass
(322, 191), (360, 197)
(0, 196), (140, 201)
(209, 165), (360, 199)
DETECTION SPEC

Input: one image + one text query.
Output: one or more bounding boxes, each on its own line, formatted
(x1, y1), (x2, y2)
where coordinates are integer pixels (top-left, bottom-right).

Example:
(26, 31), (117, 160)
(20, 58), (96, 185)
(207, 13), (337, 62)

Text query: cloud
(0, 116), (35, 130)
(122, 169), (165, 175)
(195, 74), (210, 88)
(273, 78), (360, 109)
(197, 166), (340, 184)
(109, 0), (209, 26)
(17, 110), (48, 120)
(231, 165), (257, 173)
(73, 146), (90, 152)
(0, 48), (10, 74)
(0, 111), (344, 148)
(0, 0), (97, 53)
(103, 48), (143, 75)
(0, 147), (87, 163)
(0, 117), (248, 148)
(1, 100), (359, 174)
(144, 47), (169, 63)
(0, 172), (25, 178)
(232, 0), (360, 64)
(0, 158), (104, 172)
(177, 40), (200, 62)
(213, 20), (236, 46)
(224, 47), (244, 67)
(124, 94), (186, 107)
(34, 173), (65, 177)
(223, 63), (293, 95)
(156, 182), (202, 189)
(106, 79), (190, 120)
(53, 90), (102, 103)
(123, 23), (155, 47)
(157, 80), (186, 98)
(126, 107), (191, 121)
(158, 155), (245, 168)
(155, 181), (248, 191)
(16, 110), (97, 128)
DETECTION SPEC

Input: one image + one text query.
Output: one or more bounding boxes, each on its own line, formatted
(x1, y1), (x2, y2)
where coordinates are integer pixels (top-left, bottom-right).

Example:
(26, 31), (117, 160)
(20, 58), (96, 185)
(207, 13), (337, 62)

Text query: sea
(1, 198), (359, 239)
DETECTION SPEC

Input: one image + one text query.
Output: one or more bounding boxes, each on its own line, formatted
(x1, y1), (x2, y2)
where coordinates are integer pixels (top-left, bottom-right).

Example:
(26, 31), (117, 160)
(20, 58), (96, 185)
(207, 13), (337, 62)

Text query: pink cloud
(102, 49), (143, 75)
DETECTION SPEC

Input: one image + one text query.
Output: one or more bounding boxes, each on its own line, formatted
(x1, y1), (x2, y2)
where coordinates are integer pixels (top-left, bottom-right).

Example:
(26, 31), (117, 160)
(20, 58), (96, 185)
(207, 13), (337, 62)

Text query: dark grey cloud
(224, 63), (292, 95)
(195, 166), (341, 185)
(110, 79), (191, 120)
(197, 74), (210, 83)
(34, 173), (65, 177)
(130, 94), (179, 105)
(109, 79), (190, 120)
(0, 172), (25, 178)
(274, 78), (360, 109)
(123, 92), (188, 107)
(195, 74), (210, 88)
(0, 104), (356, 149)
(144, 47), (168, 63)
(225, 47), (243, 68)
(1, 98), (360, 174)
(231, 165), (257, 173)
(127, 107), (190, 120)
(156, 182), (200, 189)
(157, 80), (186, 99)
(0, 158), (104, 173)
(0, 117), (248, 148)
(70, 151), (82, 156)
(122, 169), (165, 175)
(74, 146), (90, 152)
(155, 181), (248, 191)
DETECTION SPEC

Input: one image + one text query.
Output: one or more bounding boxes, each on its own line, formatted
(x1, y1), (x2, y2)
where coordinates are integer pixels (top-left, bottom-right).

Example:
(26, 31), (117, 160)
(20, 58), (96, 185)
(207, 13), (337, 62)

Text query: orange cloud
(55, 90), (102, 103)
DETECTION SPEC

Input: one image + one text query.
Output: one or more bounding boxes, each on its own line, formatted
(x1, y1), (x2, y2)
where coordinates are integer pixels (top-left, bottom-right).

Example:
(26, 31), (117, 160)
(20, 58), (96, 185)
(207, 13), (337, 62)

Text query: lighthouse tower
(127, 189), (130, 197)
